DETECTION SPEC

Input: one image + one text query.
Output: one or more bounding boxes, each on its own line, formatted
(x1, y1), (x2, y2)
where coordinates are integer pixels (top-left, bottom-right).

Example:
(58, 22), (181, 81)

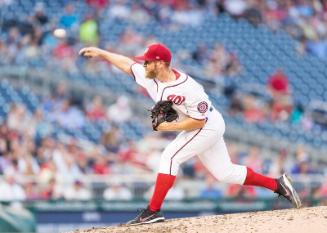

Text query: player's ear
(159, 61), (169, 68)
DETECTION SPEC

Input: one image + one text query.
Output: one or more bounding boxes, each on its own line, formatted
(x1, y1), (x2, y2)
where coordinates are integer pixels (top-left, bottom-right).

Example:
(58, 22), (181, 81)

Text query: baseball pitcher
(79, 43), (301, 225)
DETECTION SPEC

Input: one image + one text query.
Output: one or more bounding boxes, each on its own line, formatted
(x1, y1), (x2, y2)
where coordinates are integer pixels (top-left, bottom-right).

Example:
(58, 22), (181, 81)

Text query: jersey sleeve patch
(197, 101), (208, 113)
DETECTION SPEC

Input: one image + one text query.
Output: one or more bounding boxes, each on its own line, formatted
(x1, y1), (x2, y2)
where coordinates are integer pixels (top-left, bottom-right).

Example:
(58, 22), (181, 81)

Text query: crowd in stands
(220, 0), (327, 59)
(0, 0), (327, 204)
(1, 0), (327, 68)
(0, 81), (326, 202)
(226, 69), (298, 123)
(1, 0), (325, 130)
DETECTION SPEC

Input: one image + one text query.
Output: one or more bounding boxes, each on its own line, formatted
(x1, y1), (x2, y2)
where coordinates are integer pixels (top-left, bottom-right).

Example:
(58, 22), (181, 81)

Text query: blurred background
(0, 0), (327, 232)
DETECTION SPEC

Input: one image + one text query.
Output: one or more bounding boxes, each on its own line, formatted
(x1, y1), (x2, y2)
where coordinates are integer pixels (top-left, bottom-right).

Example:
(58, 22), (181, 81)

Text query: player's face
(144, 61), (159, 79)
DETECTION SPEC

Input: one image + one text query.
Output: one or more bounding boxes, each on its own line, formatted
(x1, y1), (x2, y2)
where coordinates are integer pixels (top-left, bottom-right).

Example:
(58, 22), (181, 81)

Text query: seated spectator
(242, 94), (266, 123)
(115, 28), (144, 57)
(226, 184), (257, 198)
(118, 141), (150, 172)
(107, 96), (132, 124)
(199, 176), (223, 200)
(306, 37), (327, 59)
(52, 37), (77, 71)
(86, 95), (106, 122)
(7, 104), (32, 134)
(53, 39), (75, 60)
(267, 69), (290, 96)
(226, 88), (244, 116)
(192, 43), (208, 65)
(205, 43), (241, 80)
(59, 4), (78, 30)
(63, 180), (92, 200)
(313, 176), (327, 199)
(25, 181), (42, 201)
(33, 3), (49, 26)
(103, 182), (132, 200)
(79, 15), (99, 45)
(51, 99), (85, 129)
(267, 69), (293, 121)
(165, 185), (185, 200)
(129, 3), (150, 25)
(291, 146), (316, 175)
(92, 155), (111, 175)
(290, 103), (305, 124)
(101, 126), (122, 153)
(39, 161), (57, 184)
(254, 187), (275, 198)
(223, 0), (248, 17)
(41, 178), (63, 200)
(0, 172), (26, 201)
(53, 144), (83, 179)
(144, 182), (185, 201)
(242, 146), (263, 173)
(42, 87), (66, 114)
(243, 3), (263, 26)
(224, 52), (241, 77)
(291, 159), (315, 175)
(268, 149), (292, 177)
(107, 0), (130, 20)
(269, 97), (293, 121)
(86, 0), (108, 11)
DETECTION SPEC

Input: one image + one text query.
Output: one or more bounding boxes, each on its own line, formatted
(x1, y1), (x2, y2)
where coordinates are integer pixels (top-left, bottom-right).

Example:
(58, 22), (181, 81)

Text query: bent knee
(215, 164), (247, 184)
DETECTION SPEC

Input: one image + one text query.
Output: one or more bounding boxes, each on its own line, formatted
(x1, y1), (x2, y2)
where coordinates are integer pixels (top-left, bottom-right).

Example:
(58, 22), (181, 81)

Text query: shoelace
(135, 208), (152, 218)
(276, 191), (291, 202)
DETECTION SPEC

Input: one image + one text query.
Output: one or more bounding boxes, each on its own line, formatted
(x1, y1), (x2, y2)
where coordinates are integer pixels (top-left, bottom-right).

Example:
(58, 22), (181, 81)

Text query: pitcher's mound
(69, 206), (327, 233)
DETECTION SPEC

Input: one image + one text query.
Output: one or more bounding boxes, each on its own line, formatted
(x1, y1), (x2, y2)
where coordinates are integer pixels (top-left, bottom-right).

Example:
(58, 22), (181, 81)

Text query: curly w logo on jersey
(167, 95), (185, 105)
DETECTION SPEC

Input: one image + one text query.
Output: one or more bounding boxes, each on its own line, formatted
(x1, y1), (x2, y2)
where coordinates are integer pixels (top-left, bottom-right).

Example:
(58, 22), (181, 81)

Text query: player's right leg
(198, 137), (301, 208)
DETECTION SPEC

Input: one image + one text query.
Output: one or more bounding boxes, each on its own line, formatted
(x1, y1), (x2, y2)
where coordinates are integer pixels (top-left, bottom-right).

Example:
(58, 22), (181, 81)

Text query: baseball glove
(150, 100), (178, 131)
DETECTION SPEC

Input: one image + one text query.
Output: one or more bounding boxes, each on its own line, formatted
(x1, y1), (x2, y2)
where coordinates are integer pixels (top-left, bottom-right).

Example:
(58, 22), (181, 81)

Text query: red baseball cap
(134, 43), (172, 63)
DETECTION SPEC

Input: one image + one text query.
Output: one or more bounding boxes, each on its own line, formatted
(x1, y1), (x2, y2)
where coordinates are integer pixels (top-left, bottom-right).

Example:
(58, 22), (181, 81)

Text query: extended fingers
(79, 47), (90, 56)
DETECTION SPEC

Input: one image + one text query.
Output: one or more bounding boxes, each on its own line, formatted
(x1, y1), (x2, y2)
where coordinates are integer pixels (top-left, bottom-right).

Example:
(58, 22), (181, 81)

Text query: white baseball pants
(158, 109), (247, 184)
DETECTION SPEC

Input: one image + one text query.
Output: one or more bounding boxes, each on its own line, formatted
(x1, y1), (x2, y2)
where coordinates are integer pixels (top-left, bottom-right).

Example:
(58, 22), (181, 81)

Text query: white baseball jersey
(131, 63), (212, 122)
(130, 63), (247, 184)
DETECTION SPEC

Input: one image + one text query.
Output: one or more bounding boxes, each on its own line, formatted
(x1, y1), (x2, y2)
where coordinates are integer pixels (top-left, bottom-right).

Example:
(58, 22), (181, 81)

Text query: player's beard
(145, 68), (158, 79)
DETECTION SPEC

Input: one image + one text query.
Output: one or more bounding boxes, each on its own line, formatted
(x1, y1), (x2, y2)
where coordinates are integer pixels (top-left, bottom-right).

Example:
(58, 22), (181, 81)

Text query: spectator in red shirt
(53, 40), (74, 59)
(243, 94), (266, 123)
(267, 69), (289, 96)
(92, 156), (110, 174)
(86, 0), (108, 10)
(86, 95), (106, 122)
(267, 69), (293, 121)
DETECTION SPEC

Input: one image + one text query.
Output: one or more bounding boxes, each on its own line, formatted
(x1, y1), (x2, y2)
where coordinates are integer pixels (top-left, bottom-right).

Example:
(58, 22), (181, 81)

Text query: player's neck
(157, 68), (176, 83)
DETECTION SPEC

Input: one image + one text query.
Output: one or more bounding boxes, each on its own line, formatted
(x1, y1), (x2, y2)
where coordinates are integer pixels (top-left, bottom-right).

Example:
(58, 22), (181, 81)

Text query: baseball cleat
(126, 207), (165, 225)
(275, 174), (302, 208)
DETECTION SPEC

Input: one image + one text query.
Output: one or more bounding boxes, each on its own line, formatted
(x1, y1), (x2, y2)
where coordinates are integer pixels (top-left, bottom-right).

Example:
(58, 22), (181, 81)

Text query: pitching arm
(79, 47), (134, 76)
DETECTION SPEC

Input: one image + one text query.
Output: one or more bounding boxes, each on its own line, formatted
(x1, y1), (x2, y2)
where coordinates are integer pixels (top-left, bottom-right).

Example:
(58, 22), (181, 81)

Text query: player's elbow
(197, 119), (206, 128)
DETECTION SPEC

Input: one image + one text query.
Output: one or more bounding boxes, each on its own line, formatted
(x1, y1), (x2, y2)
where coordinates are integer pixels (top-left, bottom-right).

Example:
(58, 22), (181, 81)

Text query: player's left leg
(127, 128), (220, 225)
(198, 137), (301, 208)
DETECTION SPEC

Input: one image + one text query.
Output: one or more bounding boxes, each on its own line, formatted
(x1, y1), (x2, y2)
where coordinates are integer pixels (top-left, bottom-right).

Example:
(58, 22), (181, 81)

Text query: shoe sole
(282, 174), (302, 208)
(128, 217), (165, 226)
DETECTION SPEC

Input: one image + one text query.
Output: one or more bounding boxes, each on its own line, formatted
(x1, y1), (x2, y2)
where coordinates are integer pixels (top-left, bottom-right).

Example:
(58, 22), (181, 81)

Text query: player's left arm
(156, 117), (206, 131)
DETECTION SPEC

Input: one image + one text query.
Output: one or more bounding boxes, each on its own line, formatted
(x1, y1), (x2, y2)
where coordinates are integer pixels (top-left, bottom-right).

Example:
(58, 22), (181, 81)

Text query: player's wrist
(157, 122), (178, 131)
(98, 49), (108, 58)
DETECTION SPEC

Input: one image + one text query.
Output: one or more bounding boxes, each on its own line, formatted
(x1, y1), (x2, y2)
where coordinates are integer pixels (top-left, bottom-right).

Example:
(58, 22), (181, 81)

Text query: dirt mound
(69, 206), (327, 233)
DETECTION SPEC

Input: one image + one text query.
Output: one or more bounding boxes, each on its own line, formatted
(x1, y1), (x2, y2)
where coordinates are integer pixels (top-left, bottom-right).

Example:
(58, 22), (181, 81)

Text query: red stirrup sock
(148, 173), (176, 212)
(243, 167), (278, 191)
